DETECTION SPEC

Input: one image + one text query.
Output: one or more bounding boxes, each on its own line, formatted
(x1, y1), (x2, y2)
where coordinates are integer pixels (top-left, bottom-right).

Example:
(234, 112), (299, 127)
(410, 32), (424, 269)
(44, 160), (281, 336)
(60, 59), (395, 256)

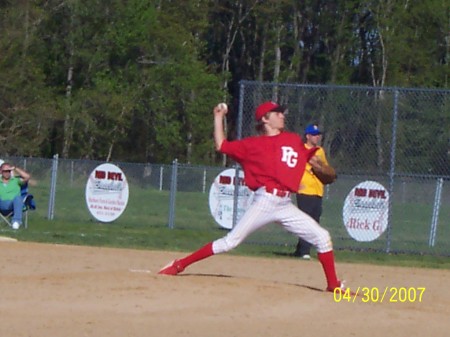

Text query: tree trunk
(273, 24), (282, 83)
(62, 64), (74, 159)
(21, 0), (30, 80)
(106, 106), (127, 162)
(285, 9), (302, 83)
(330, 11), (348, 83)
(257, 24), (267, 81)
(62, 5), (75, 159)
(272, 23), (282, 101)
(219, 1), (257, 164)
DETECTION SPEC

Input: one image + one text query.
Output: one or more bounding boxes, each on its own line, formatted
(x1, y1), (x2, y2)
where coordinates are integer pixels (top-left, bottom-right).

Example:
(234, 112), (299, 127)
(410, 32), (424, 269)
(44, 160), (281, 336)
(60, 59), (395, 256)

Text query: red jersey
(220, 132), (318, 192)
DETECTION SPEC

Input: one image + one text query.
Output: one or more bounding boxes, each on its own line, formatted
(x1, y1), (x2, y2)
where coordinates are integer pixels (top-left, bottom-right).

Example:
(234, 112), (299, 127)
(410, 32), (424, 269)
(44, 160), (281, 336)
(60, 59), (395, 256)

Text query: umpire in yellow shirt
(293, 124), (329, 259)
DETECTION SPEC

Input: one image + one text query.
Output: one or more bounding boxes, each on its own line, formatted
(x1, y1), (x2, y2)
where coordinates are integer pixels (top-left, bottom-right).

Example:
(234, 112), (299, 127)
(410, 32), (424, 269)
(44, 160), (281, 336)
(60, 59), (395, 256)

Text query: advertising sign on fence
(343, 181), (389, 242)
(85, 163), (129, 222)
(208, 168), (254, 230)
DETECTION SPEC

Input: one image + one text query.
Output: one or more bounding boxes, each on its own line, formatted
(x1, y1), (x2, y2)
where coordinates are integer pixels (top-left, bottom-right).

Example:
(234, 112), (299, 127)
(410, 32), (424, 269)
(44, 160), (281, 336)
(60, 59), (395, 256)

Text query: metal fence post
(47, 154), (59, 220)
(168, 159), (178, 229)
(237, 82), (245, 140)
(202, 168), (207, 193)
(386, 90), (399, 253)
(232, 165), (241, 228)
(70, 160), (74, 187)
(429, 178), (444, 247)
(231, 82), (246, 228)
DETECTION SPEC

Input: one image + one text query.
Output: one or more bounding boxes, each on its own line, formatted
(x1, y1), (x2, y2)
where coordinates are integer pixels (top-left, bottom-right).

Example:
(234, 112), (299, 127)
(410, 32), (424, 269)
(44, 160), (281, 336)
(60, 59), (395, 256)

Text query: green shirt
(0, 177), (23, 201)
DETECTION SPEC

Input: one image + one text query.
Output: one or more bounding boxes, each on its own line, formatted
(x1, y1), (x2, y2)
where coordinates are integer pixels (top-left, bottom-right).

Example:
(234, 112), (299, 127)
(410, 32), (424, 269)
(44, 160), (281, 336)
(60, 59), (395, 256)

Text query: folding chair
(0, 184), (36, 229)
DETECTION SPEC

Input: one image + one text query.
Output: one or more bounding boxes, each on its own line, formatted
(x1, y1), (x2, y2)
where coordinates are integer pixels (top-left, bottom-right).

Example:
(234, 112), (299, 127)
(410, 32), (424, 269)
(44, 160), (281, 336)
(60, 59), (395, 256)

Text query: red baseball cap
(255, 101), (286, 121)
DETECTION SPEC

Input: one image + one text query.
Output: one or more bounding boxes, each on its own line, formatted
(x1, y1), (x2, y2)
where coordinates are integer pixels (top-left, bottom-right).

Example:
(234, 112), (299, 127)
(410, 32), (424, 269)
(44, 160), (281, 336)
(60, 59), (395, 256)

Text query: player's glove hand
(312, 164), (337, 185)
(309, 156), (337, 185)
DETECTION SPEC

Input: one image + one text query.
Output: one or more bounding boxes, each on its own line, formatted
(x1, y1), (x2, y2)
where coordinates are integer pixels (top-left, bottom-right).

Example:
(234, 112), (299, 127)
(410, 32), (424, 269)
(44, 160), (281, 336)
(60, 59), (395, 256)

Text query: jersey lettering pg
(281, 146), (298, 168)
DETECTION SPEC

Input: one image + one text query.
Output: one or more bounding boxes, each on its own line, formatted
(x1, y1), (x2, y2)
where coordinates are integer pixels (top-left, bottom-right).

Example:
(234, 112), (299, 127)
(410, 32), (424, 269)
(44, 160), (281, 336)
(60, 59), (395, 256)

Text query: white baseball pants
(212, 187), (333, 254)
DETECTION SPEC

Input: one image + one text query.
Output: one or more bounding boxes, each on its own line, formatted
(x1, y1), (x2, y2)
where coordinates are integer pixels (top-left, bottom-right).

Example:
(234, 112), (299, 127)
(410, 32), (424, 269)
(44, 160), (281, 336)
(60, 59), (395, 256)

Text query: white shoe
(12, 222), (20, 230)
(302, 254), (311, 260)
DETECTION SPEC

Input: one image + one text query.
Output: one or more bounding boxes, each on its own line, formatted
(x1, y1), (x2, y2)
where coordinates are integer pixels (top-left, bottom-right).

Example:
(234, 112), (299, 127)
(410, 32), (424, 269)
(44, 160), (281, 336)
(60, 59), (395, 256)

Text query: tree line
(0, 0), (448, 165)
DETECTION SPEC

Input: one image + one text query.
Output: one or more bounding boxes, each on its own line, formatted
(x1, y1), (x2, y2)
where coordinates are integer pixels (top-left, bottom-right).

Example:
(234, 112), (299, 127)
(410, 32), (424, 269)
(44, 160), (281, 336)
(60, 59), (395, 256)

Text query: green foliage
(0, 3), (54, 156)
(0, 0), (447, 164)
(1, 0), (223, 163)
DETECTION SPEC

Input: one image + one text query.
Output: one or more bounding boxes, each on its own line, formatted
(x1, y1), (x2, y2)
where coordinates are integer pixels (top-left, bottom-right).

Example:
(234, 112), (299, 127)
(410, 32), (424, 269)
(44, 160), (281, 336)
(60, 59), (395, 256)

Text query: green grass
(1, 181), (449, 270)
(2, 219), (450, 270)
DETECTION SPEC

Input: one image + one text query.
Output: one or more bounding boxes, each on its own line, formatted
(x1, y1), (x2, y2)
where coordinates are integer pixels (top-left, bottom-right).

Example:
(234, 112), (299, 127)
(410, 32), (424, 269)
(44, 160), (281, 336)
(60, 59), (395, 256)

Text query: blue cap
(304, 124), (322, 135)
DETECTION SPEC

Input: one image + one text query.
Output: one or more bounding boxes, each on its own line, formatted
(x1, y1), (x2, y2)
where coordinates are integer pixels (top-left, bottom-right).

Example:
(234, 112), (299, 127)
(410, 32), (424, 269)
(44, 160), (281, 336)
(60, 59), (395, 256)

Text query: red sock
(317, 250), (340, 289)
(178, 242), (214, 269)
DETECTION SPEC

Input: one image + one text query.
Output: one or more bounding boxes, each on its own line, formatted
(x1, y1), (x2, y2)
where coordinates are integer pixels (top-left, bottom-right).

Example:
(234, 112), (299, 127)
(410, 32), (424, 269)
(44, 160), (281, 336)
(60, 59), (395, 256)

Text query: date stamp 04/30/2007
(333, 287), (426, 303)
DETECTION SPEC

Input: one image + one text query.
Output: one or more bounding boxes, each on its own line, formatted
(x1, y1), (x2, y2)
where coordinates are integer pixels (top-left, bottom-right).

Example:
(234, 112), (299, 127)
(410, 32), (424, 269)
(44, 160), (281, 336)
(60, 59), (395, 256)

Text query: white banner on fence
(208, 168), (254, 230)
(342, 180), (389, 242)
(85, 163), (129, 222)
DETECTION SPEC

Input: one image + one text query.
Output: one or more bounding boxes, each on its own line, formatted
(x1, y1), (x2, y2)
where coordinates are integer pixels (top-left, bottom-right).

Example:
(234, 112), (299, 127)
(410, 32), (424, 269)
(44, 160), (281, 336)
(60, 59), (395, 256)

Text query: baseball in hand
(218, 102), (228, 112)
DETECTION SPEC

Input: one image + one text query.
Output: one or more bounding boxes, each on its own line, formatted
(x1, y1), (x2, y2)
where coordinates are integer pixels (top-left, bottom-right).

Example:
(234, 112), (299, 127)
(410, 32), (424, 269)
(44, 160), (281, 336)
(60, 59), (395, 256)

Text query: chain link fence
(234, 81), (450, 255)
(1, 82), (448, 256)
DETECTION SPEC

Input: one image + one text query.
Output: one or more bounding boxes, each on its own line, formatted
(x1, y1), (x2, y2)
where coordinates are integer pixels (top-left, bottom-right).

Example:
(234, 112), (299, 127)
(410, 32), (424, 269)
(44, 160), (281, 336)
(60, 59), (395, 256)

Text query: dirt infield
(1, 241), (449, 337)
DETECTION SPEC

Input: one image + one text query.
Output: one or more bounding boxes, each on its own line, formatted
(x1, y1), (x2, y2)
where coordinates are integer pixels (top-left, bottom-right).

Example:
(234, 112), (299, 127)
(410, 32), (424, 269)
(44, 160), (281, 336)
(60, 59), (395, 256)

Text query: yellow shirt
(298, 146), (329, 197)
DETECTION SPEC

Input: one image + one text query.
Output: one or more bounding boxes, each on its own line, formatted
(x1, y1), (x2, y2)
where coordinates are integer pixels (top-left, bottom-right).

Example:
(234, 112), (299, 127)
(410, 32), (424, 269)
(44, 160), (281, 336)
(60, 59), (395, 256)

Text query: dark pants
(294, 194), (323, 256)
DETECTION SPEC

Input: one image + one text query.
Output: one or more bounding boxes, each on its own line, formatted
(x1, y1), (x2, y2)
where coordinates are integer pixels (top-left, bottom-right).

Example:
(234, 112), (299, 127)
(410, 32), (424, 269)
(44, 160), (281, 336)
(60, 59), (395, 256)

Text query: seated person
(0, 162), (31, 229)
